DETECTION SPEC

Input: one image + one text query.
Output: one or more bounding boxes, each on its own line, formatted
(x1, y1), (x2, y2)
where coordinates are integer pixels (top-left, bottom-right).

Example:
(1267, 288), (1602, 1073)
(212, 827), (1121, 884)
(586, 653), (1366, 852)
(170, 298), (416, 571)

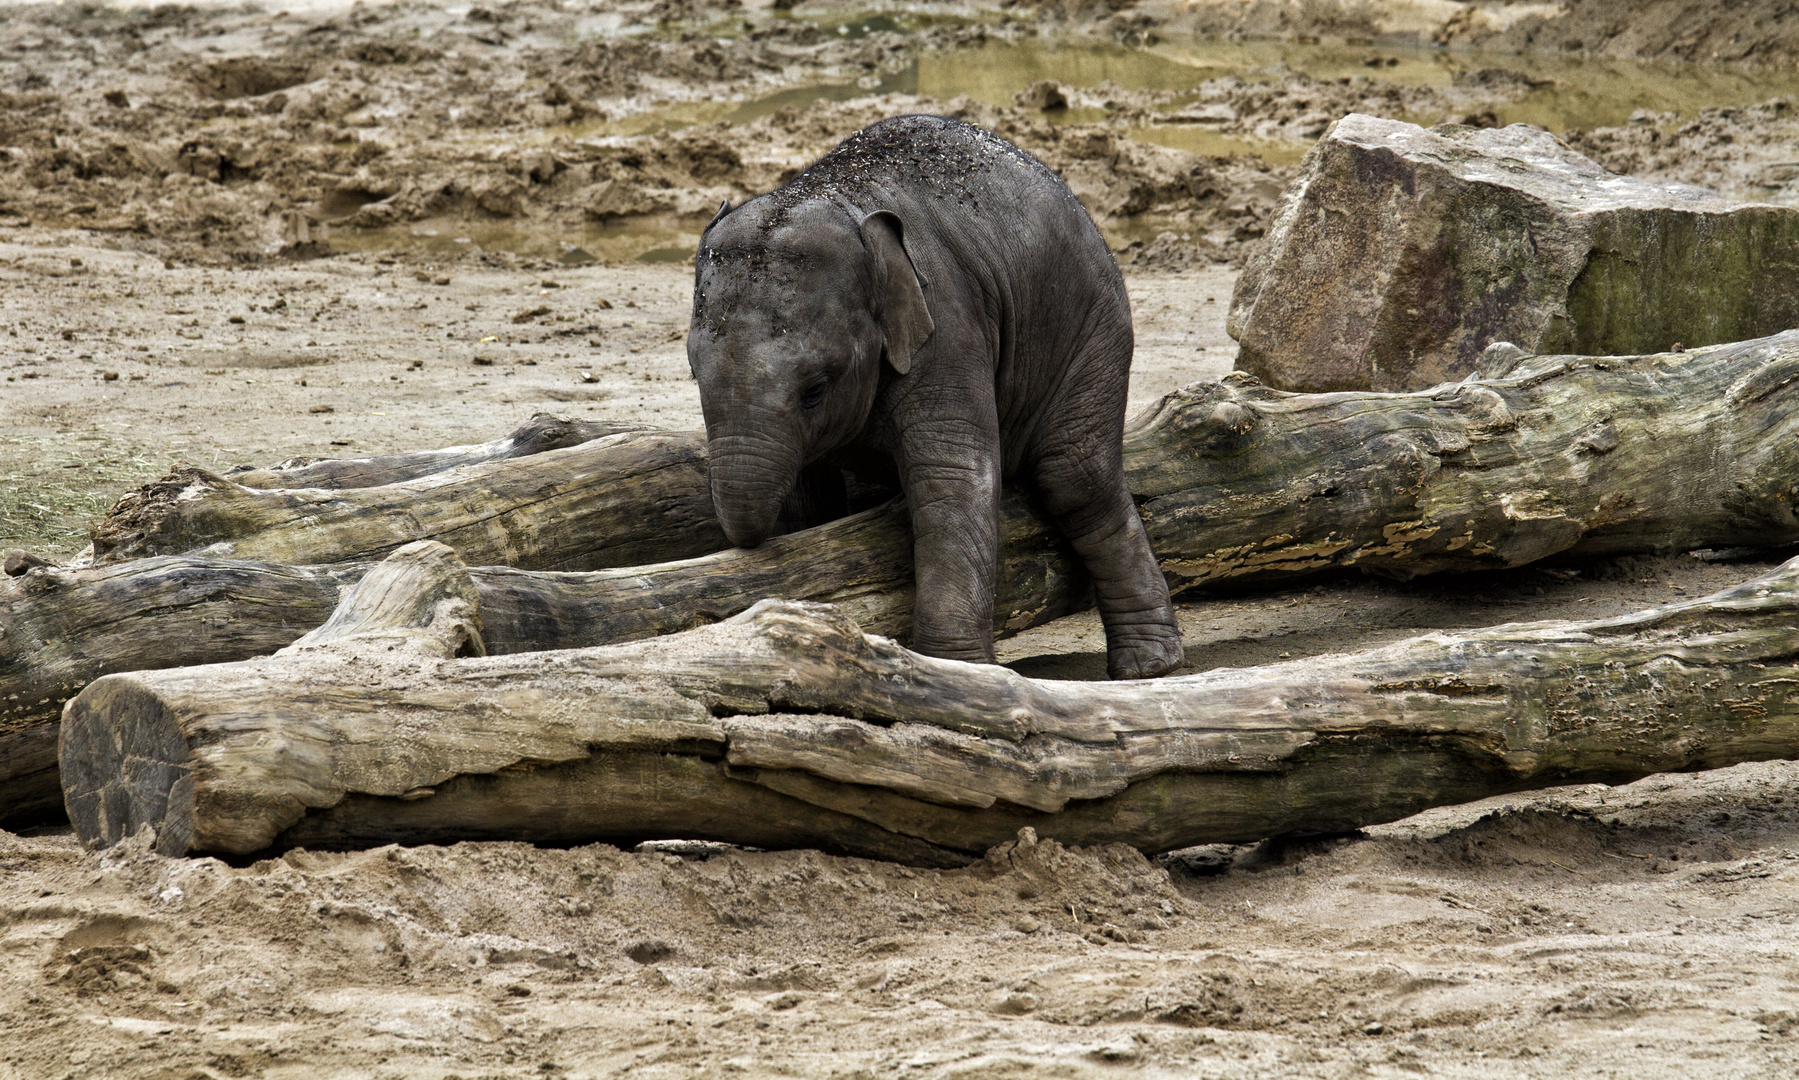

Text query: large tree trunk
(9, 333), (1799, 826)
(60, 541), (1799, 863)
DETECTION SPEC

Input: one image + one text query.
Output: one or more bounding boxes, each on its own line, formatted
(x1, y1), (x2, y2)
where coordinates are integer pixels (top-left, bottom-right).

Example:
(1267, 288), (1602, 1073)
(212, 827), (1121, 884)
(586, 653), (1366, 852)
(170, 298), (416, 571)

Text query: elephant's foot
(911, 635), (998, 667)
(1105, 625), (1184, 680)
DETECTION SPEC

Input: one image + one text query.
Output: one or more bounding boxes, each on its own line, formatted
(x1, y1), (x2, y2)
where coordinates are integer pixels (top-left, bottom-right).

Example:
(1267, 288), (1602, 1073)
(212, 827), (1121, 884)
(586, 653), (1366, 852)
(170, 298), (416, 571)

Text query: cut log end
(59, 675), (196, 856)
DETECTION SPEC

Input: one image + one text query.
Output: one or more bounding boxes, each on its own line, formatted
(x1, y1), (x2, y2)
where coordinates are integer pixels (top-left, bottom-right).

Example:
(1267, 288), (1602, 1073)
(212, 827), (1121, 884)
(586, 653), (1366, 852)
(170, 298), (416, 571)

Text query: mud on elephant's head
(688, 197), (934, 548)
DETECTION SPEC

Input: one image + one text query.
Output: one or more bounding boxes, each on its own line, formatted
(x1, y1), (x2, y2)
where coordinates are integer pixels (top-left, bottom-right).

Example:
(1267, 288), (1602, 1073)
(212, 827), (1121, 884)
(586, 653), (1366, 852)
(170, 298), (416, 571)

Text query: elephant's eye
(799, 375), (829, 411)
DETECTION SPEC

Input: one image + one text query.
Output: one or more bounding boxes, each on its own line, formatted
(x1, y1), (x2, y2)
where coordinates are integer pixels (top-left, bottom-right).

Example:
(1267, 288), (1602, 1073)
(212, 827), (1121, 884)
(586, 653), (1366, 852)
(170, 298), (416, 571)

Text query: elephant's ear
(859, 210), (933, 376)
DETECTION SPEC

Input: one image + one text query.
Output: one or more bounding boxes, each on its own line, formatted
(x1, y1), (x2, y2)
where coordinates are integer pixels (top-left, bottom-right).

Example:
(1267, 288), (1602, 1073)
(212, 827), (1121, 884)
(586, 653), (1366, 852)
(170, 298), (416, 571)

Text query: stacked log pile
(10, 333), (1799, 849)
(59, 540), (1799, 862)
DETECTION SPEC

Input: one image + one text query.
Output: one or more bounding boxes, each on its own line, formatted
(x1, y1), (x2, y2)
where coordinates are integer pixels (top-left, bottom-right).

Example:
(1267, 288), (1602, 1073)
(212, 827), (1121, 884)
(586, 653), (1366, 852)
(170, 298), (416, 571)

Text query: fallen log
(78, 332), (1799, 574)
(2, 559), (358, 826)
(8, 332), (1799, 826)
(83, 427), (723, 569)
(220, 413), (640, 490)
(60, 541), (1799, 862)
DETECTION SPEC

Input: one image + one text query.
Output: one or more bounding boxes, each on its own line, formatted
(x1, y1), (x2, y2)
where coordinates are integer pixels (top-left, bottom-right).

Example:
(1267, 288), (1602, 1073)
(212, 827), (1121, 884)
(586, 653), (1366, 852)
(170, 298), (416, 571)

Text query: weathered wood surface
(9, 332), (1799, 825)
(221, 413), (641, 490)
(2, 559), (358, 827)
(60, 541), (1799, 863)
(83, 331), (1799, 574)
(84, 427), (720, 569)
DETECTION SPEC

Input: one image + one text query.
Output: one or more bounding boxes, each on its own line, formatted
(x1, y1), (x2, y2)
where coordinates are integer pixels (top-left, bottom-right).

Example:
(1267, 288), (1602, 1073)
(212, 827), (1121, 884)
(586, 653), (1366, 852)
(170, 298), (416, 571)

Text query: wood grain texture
(10, 332), (1799, 825)
(220, 414), (642, 490)
(59, 544), (1799, 862)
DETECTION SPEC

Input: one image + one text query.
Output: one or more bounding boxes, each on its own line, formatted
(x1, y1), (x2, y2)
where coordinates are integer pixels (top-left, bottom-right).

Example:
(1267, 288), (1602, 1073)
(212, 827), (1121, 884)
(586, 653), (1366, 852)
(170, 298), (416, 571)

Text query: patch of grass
(0, 435), (167, 560)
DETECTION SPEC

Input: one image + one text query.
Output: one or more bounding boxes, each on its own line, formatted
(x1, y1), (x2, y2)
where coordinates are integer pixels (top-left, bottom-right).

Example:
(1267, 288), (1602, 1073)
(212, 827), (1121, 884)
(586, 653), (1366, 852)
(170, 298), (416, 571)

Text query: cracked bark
(59, 542), (1799, 863)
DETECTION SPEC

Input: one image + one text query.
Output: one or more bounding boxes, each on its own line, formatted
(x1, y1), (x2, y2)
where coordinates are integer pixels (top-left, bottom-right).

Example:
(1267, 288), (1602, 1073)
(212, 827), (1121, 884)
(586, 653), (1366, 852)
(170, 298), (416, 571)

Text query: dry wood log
(84, 427), (722, 569)
(9, 332), (1799, 826)
(60, 541), (1799, 863)
(221, 413), (641, 490)
(81, 331), (1799, 573)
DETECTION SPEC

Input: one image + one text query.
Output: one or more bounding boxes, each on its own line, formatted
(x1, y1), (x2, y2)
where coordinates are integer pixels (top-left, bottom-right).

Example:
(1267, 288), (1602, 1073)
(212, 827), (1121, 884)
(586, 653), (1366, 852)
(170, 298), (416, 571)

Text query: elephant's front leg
(897, 413), (1004, 664)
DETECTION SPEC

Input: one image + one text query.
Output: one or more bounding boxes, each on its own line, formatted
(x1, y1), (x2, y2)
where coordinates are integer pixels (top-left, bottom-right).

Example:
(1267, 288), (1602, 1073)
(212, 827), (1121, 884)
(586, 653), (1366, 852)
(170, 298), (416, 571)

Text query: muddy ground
(6, 1), (1799, 1077)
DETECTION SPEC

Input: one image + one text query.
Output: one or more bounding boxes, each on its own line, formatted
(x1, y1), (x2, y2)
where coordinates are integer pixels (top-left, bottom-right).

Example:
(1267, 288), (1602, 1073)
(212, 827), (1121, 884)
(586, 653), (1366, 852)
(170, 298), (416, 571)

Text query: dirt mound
(0, 823), (1213, 1073)
(1163, 0), (1799, 68)
(189, 57), (316, 101)
(1114, 230), (1214, 271)
(0, 0), (1560, 263)
(1566, 98), (1799, 204)
(0, 73), (1307, 264)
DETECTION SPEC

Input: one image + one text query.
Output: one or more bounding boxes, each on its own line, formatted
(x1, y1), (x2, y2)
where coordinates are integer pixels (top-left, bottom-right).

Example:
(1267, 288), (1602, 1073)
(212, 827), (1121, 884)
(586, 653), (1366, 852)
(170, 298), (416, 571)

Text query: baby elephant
(687, 114), (1182, 679)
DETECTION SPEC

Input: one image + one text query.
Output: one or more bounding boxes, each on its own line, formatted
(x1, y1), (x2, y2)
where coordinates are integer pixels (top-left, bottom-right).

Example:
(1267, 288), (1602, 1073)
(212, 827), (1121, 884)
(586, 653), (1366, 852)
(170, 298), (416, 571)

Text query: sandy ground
(6, 2), (1799, 1077)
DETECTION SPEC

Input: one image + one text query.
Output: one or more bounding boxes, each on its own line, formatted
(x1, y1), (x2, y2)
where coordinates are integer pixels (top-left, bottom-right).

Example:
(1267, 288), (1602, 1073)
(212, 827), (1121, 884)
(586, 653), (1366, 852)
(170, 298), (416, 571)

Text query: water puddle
(573, 34), (1799, 140)
(348, 31), (1799, 262)
(1146, 37), (1799, 130)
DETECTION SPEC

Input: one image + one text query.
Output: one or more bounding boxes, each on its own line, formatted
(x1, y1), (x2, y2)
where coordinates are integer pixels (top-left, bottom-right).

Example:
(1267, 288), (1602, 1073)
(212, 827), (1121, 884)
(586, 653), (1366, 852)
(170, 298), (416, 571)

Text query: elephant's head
(687, 197), (934, 547)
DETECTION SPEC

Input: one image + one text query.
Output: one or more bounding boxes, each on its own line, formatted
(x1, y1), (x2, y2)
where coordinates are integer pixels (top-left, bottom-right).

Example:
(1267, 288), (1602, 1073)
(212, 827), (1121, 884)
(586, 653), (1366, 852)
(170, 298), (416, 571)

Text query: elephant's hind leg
(1029, 405), (1183, 680)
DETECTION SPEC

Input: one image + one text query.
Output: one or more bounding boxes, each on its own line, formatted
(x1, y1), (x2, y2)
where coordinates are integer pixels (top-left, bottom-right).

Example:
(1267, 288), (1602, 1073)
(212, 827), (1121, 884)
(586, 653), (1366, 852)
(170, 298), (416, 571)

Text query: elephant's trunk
(705, 428), (800, 549)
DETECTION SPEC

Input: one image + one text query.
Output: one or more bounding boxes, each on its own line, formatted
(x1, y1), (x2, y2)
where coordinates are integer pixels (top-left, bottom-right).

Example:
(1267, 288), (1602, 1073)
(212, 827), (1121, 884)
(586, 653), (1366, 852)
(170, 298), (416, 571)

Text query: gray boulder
(1228, 113), (1799, 392)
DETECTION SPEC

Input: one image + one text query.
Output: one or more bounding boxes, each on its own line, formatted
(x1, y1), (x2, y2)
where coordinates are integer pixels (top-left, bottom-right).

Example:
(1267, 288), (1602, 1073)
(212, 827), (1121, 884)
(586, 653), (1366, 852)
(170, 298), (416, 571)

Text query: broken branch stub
(59, 544), (1799, 863)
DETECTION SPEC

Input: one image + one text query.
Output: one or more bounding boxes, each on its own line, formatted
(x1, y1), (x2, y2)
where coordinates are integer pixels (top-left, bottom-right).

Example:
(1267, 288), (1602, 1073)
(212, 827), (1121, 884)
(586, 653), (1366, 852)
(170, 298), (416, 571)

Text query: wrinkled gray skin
(688, 115), (1181, 679)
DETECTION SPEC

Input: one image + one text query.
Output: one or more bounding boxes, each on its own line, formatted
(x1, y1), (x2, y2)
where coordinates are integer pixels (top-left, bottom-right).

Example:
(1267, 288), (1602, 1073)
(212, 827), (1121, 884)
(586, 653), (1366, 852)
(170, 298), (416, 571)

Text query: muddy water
(1144, 36), (1799, 130)
(582, 32), (1799, 144)
(353, 30), (1799, 263)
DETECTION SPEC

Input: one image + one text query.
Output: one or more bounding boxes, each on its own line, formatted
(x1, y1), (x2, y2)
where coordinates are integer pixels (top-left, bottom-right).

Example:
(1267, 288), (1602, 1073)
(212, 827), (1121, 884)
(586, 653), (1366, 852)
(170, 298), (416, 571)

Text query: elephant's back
(772, 116), (1087, 235)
